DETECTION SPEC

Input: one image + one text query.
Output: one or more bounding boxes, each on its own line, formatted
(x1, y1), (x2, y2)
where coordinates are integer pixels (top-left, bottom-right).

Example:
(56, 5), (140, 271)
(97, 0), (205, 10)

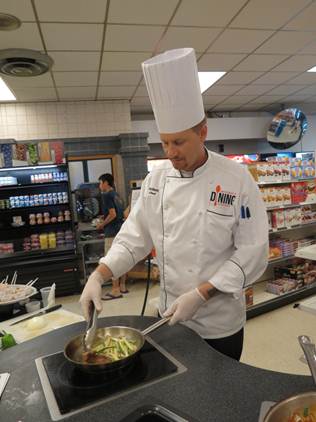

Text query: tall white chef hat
(142, 48), (205, 134)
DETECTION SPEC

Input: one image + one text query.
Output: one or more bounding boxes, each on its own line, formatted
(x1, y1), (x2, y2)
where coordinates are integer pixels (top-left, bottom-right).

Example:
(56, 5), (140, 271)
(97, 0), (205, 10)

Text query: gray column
(118, 132), (150, 199)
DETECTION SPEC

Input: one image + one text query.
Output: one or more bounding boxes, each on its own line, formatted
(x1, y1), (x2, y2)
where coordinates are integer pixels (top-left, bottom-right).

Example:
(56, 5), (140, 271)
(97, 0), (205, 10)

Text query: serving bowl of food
(263, 391), (316, 422)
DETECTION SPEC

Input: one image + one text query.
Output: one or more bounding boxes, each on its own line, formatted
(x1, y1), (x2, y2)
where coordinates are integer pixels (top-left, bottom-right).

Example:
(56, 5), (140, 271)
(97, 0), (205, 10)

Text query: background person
(96, 173), (128, 299)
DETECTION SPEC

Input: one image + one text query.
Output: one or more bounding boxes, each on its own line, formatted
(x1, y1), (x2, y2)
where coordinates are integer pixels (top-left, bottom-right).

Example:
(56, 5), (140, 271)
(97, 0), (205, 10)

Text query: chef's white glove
(79, 271), (103, 320)
(163, 288), (206, 326)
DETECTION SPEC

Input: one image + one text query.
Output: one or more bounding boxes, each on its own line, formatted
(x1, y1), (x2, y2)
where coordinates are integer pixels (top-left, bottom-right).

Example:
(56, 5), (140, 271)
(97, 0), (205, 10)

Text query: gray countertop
(0, 315), (314, 422)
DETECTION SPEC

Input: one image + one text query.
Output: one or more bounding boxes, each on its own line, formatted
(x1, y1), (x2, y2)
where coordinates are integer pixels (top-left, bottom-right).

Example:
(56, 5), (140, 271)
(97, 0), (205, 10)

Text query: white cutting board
(6, 309), (84, 343)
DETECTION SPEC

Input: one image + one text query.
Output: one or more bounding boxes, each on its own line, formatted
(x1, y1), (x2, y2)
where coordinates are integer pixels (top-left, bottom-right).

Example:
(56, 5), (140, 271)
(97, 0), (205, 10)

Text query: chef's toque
(142, 48), (205, 134)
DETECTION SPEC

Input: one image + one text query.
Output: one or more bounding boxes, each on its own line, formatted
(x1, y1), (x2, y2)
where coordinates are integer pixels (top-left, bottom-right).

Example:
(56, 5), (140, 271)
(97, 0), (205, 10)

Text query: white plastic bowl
(25, 300), (40, 313)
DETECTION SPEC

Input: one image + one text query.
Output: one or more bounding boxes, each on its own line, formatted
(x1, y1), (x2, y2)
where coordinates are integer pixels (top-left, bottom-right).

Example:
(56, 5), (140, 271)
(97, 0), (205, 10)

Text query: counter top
(0, 315), (314, 422)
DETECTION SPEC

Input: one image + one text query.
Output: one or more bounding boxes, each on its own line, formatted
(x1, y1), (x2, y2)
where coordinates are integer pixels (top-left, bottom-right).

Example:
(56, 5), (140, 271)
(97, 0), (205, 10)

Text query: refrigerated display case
(0, 163), (79, 296)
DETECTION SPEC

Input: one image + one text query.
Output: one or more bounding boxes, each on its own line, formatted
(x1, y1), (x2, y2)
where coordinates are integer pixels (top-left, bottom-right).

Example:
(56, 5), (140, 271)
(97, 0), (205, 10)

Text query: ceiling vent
(0, 49), (53, 77)
(0, 13), (21, 31)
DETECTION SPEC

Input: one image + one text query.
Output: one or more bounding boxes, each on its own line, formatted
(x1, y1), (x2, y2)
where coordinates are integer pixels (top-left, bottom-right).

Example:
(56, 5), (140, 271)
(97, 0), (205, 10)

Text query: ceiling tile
(219, 95), (259, 105)
(108, 0), (178, 24)
(298, 39), (316, 55)
(202, 85), (244, 95)
(236, 85), (276, 95)
(34, 0), (107, 23)
(217, 72), (264, 84)
(131, 97), (152, 106)
(0, 0), (35, 21)
(254, 72), (298, 85)
(201, 95), (230, 104)
(281, 93), (313, 102)
(54, 72), (98, 86)
(49, 52), (100, 71)
(230, 0), (310, 29)
(269, 85), (305, 95)
(284, 73), (316, 85)
(256, 31), (316, 54)
(3, 74), (54, 89)
(197, 53), (246, 71)
(293, 85), (316, 96)
(98, 86), (135, 98)
(172, 0), (247, 27)
(284, 2), (316, 30)
(301, 95), (316, 103)
(233, 54), (289, 71)
(42, 24), (103, 51)
(99, 72), (141, 85)
(104, 25), (164, 52)
(253, 94), (286, 103)
(101, 52), (150, 71)
(208, 29), (273, 53)
(238, 104), (265, 111)
(58, 87), (96, 100)
(0, 23), (43, 50)
(272, 55), (316, 72)
(14, 88), (57, 101)
(158, 27), (221, 53)
(134, 86), (149, 97)
(211, 104), (242, 111)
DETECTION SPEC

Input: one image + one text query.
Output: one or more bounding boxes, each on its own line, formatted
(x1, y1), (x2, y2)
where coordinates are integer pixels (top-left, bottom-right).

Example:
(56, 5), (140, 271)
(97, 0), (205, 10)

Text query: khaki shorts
(104, 237), (114, 255)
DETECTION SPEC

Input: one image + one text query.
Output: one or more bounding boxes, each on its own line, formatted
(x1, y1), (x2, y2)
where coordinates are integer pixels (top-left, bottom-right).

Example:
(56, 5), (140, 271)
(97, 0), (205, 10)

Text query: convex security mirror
(267, 108), (308, 150)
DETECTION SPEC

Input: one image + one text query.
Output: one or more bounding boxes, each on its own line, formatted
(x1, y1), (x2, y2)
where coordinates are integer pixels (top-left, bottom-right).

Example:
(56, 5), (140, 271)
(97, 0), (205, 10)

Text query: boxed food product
(305, 180), (316, 203)
(266, 278), (298, 295)
(291, 181), (307, 204)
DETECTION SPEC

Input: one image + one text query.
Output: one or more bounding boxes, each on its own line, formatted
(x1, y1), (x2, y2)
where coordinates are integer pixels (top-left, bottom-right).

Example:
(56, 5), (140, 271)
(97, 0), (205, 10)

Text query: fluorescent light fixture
(307, 66), (316, 72)
(0, 77), (16, 101)
(198, 71), (226, 94)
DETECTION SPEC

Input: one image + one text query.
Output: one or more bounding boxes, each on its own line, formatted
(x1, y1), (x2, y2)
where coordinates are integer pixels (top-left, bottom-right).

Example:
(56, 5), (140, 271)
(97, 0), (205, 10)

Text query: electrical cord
(140, 254), (152, 316)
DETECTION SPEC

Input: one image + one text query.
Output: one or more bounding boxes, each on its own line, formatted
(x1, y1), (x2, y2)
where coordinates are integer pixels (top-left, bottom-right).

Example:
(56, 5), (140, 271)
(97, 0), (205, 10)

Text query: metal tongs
(82, 302), (98, 351)
(298, 335), (316, 385)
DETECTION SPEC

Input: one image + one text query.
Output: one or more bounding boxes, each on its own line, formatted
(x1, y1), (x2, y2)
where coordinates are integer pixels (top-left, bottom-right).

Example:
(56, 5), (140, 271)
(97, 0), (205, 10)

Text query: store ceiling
(2, 0), (316, 114)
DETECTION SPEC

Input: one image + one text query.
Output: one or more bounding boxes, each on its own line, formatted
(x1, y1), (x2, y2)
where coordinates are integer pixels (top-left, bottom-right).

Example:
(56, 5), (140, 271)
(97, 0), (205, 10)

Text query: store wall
(0, 100), (131, 141)
(142, 114), (316, 157)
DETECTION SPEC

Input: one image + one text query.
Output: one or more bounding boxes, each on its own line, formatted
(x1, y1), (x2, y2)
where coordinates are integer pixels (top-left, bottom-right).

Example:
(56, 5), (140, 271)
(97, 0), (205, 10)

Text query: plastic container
(25, 300), (41, 313)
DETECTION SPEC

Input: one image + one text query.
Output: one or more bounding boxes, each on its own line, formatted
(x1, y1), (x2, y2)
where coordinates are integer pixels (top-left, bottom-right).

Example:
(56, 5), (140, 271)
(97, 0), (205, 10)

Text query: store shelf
(79, 238), (104, 245)
(269, 222), (316, 234)
(267, 255), (296, 265)
(0, 181), (68, 190)
(85, 258), (101, 264)
(266, 202), (316, 211)
(246, 279), (316, 319)
(0, 221), (72, 231)
(0, 244), (75, 260)
(0, 203), (69, 212)
(258, 178), (315, 186)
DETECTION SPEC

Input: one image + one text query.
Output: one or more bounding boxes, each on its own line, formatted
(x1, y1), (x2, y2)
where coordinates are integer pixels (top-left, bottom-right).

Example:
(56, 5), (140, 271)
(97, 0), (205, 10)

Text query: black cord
(140, 255), (152, 316)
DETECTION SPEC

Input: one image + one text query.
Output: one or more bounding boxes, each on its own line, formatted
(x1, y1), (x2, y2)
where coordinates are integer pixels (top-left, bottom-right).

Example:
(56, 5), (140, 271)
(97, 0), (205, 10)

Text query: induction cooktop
(36, 337), (187, 421)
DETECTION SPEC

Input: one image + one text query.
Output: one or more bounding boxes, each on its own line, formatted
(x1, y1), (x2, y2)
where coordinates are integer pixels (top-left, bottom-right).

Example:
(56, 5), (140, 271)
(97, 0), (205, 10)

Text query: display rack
(245, 153), (316, 319)
(0, 163), (79, 296)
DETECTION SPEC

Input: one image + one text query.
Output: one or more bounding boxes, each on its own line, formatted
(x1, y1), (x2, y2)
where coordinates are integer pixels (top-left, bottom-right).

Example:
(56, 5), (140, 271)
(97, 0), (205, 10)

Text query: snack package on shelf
(266, 278), (298, 295)
(38, 142), (52, 163)
(27, 144), (39, 165)
(50, 141), (64, 164)
(245, 286), (253, 307)
(291, 181), (307, 204)
(0, 144), (13, 168)
(305, 180), (316, 203)
(12, 144), (28, 166)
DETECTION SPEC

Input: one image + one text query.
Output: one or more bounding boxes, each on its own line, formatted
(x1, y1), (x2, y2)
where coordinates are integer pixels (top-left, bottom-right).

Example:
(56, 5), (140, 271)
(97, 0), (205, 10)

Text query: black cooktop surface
(42, 340), (178, 415)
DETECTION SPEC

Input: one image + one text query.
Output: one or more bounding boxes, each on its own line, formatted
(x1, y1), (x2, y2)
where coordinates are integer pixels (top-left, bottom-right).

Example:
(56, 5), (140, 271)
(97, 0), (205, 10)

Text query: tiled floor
(57, 280), (316, 377)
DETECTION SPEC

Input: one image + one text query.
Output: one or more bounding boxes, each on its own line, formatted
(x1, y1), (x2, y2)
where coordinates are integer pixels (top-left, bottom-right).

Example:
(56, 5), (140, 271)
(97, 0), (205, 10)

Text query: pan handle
(141, 317), (171, 336)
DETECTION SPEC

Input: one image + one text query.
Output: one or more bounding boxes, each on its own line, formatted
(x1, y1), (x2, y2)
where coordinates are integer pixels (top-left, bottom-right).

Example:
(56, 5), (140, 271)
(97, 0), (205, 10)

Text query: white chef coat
(100, 150), (269, 339)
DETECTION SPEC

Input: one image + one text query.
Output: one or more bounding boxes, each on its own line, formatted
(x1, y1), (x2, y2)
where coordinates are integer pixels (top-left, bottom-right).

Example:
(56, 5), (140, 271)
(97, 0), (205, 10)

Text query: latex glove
(79, 271), (103, 320)
(163, 288), (206, 326)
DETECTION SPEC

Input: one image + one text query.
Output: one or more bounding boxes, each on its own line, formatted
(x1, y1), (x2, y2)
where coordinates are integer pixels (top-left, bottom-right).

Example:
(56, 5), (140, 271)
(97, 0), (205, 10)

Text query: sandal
(102, 293), (123, 301)
(120, 289), (129, 294)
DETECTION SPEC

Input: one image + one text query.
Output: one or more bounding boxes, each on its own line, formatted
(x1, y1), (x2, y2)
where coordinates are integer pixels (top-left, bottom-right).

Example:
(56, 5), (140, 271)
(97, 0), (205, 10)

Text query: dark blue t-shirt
(100, 190), (124, 237)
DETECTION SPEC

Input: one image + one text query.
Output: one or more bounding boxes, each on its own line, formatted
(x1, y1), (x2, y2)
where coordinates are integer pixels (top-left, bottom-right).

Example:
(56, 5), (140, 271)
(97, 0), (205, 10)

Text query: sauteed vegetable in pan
(82, 334), (138, 364)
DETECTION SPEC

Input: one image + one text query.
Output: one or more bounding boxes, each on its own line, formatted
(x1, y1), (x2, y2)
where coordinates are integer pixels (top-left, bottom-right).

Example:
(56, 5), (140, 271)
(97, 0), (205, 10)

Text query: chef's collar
(175, 148), (210, 178)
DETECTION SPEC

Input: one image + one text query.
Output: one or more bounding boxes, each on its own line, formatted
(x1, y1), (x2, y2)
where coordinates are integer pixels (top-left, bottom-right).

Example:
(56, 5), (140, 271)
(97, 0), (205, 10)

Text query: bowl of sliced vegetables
(264, 391), (316, 422)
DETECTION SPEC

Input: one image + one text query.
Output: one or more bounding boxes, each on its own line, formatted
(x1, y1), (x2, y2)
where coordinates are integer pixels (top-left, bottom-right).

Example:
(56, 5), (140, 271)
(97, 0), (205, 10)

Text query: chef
(80, 48), (269, 361)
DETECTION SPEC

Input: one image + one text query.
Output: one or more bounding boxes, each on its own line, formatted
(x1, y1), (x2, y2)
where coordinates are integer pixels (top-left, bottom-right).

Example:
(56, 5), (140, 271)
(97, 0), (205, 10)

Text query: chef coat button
(188, 269), (193, 273)
(198, 211), (203, 216)
(192, 240), (197, 244)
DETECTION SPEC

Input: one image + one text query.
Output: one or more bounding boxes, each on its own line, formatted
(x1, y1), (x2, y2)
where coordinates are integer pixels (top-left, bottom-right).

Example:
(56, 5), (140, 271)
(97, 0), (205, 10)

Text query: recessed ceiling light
(198, 71), (226, 93)
(307, 66), (316, 72)
(0, 77), (16, 101)
(0, 13), (21, 31)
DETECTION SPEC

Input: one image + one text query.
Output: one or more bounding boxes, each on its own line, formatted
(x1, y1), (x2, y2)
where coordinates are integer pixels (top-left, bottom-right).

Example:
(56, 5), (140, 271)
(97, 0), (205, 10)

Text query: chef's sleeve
(210, 167), (269, 294)
(99, 176), (154, 279)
